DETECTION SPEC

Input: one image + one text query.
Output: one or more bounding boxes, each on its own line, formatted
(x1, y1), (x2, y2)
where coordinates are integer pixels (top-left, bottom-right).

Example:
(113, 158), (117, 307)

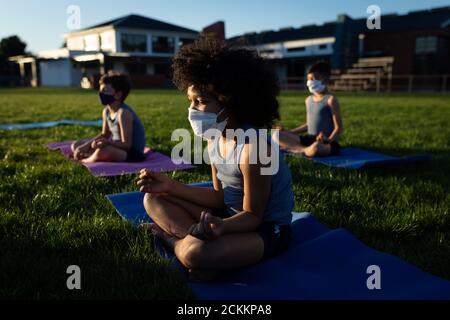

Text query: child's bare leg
(71, 138), (93, 153)
(143, 194), (264, 281)
(174, 233), (264, 281)
(303, 141), (332, 157)
(81, 145), (127, 163)
(143, 193), (206, 239)
(274, 130), (305, 154)
(143, 223), (217, 281)
(71, 138), (95, 160)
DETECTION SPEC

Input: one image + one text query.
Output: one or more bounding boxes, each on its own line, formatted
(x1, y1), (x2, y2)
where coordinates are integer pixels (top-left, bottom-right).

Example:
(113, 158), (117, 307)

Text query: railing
(282, 74), (450, 93)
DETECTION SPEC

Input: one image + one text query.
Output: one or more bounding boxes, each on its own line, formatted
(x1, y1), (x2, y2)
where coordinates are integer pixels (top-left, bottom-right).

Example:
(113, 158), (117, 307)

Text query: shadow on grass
(0, 214), (194, 299)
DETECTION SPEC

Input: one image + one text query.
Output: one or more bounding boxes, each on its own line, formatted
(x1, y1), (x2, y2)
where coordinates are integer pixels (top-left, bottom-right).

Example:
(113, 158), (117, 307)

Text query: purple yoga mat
(45, 141), (194, 177)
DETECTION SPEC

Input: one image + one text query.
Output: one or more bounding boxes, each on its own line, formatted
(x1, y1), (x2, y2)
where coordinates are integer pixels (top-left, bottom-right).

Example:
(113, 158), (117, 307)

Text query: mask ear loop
(216, 108), (229, 123)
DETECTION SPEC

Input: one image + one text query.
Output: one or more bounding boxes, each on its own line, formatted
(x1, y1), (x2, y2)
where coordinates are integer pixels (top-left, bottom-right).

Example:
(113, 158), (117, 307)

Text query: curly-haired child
(137, 37), (295, 282)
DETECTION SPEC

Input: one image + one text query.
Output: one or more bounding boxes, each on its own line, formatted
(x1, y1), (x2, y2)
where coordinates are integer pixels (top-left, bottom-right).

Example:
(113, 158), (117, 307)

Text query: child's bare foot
(81, 156), (95, 164)
(188, 268), (219, 282)
(286, 145), (306, 155)
(303, 142), (319, 157)
(142, 222), (178, 251)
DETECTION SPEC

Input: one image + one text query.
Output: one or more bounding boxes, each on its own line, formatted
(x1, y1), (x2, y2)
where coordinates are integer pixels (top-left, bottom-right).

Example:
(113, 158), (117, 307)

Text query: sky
(0, 0), (449, 53)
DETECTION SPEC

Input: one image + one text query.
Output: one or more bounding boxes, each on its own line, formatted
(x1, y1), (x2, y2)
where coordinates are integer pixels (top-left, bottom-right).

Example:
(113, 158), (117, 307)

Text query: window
(259, 49), (275, 54)
(121, 34), (147, 53)
(152, 36), (175, 54)
(125, 63), (147, 75)
(287, 47), (306, 53)
(179, 38), (195, 47)
(415, 36), (438, 54)
(154, 63), (169, 75)
(413, 36), (449, 74)
(318, 44), (328, 50)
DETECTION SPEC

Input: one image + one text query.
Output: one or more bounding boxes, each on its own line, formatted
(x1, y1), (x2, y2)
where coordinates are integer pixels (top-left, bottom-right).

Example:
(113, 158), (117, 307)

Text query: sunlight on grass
(1, 88), (449, 298)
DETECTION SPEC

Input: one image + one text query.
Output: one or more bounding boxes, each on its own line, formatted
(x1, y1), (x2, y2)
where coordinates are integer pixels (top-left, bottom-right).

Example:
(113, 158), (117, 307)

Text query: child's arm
(100, 107), (111, 138)
(290, 96), (309, 134)
(169, 165), (225, 208)
(290, 123), (308, 134)
(219, 142), (270, 234)
(80, 108), (111, 150)
(326, 95), (343, 142)
(99, 109), (133, 151)
(137, 166), (225, 210)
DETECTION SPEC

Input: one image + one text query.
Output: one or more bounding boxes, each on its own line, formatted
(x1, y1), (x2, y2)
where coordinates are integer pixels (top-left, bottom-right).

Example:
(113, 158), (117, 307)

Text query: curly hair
(172, 36), (280, 128)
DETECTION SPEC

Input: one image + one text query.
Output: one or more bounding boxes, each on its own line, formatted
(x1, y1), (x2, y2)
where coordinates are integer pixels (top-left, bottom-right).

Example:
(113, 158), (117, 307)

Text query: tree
(0, 35), (27, 74)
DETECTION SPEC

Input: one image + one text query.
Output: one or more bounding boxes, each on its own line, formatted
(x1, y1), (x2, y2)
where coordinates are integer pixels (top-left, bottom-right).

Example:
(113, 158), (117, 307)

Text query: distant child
(274, 61), (343, 157)
(71, 72), (146, 163)
(137, 38), (294, 282)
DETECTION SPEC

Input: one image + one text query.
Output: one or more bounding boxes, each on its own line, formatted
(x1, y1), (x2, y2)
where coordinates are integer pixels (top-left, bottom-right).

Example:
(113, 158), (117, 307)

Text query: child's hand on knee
(316, 132), (325, 143)
(188, 211), (224, 241)
(91, 137), (109, 149)
(73, 148), (84, 160)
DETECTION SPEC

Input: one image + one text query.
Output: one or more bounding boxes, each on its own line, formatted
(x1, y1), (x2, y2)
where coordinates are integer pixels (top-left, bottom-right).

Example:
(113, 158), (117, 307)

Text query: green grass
(0, 87), (449, 299)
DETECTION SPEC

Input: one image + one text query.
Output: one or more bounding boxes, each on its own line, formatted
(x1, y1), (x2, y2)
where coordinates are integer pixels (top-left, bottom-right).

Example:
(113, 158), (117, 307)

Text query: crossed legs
(142, 193), (264, 281)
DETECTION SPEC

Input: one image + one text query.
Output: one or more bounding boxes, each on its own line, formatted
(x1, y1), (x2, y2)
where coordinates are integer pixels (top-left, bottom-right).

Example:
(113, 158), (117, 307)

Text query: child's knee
(70, 141), (78, 152)
(143, 193), (165, 214)
(178, 239), (208, 269)
(309, 142), (319, 153)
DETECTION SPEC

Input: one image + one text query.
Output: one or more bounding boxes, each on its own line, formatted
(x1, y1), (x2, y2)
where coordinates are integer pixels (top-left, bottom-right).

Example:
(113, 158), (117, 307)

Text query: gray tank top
(208, 125), (294, 226)
(105, 103), (146, 152)
(306, 95), (334, 137)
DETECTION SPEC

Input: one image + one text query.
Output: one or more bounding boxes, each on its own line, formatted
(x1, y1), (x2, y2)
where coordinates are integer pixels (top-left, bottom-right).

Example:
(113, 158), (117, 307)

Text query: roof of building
(228, 6), (450, 45)
(356, 5), (450, 34)
(72, 14), (199, 34)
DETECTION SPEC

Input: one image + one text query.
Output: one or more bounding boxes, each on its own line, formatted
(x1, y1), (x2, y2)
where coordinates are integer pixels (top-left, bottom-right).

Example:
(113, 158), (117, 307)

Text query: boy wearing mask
(275, 61), (343, 157)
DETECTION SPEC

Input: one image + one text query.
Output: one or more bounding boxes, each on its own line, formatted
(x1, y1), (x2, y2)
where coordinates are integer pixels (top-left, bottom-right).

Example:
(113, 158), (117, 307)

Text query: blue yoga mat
(284, 147), (431, 169)
(106, 182), (450, 300)
(0, 119), (102, 130)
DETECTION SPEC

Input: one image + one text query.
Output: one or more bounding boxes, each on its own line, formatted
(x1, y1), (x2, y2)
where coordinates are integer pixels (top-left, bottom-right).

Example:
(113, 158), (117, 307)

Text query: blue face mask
(98, 92), (116, 106)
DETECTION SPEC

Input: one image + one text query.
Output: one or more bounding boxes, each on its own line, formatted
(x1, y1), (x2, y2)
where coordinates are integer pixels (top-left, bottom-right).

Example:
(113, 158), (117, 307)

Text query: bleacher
(330, 57), (394, 91)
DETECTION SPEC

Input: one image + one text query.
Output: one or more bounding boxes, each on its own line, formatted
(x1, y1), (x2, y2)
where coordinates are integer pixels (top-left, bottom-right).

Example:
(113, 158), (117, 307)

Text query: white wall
(39, 59), (83, 87)
(67, 36), (84, 51)
(257, 37), (335, 59)
(39, 59), (72, 87)
(100, 30), (115, 52)
(84, 34), (100, 51)
(66, 27), (197, 55)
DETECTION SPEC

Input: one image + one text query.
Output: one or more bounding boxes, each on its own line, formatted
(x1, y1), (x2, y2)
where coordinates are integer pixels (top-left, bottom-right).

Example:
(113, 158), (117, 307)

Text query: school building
(9, 15), (224, 88)
(9, 6), (450, 92)
(229, 6), (450, 92)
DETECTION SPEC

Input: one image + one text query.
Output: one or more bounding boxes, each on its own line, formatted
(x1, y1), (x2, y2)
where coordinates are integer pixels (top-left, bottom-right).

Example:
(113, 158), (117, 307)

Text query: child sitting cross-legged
(137, 37), (295, 282)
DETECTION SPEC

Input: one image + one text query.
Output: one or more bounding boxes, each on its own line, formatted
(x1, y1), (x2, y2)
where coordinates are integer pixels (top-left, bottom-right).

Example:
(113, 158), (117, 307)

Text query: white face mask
(188, 107), (228, 138)
(307, 79), (326, 94)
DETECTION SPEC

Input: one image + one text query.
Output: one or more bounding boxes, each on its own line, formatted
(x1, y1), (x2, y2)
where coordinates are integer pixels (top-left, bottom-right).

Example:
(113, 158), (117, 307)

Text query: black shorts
(126, 148), (146, 162)
(211, 209), (292, 261)
(257, 222), (292, 261)
(299, 134), (341, 156)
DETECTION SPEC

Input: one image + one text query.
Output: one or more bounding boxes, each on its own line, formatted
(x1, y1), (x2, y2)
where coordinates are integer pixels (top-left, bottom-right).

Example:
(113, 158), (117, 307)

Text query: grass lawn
(0, 87), (449, 299)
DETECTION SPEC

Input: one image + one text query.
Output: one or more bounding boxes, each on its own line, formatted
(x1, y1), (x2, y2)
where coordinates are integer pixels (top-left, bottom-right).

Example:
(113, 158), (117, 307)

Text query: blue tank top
(105, 103), (146, 152)
(208, 125), (294, 226)
(306, 94), (334, 137)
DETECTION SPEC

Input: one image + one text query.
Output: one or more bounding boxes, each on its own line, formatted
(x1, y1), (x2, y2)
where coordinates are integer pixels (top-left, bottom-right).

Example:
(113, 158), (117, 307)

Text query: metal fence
(282, 74), (450, 93)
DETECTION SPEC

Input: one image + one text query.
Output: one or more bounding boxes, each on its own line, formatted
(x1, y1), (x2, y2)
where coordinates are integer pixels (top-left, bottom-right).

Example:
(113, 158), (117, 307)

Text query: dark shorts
(299, 134), (341, 156)
(126, 148), (146, 162)
(211, 208), (292, 261)
(257, 222), (292, 261)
